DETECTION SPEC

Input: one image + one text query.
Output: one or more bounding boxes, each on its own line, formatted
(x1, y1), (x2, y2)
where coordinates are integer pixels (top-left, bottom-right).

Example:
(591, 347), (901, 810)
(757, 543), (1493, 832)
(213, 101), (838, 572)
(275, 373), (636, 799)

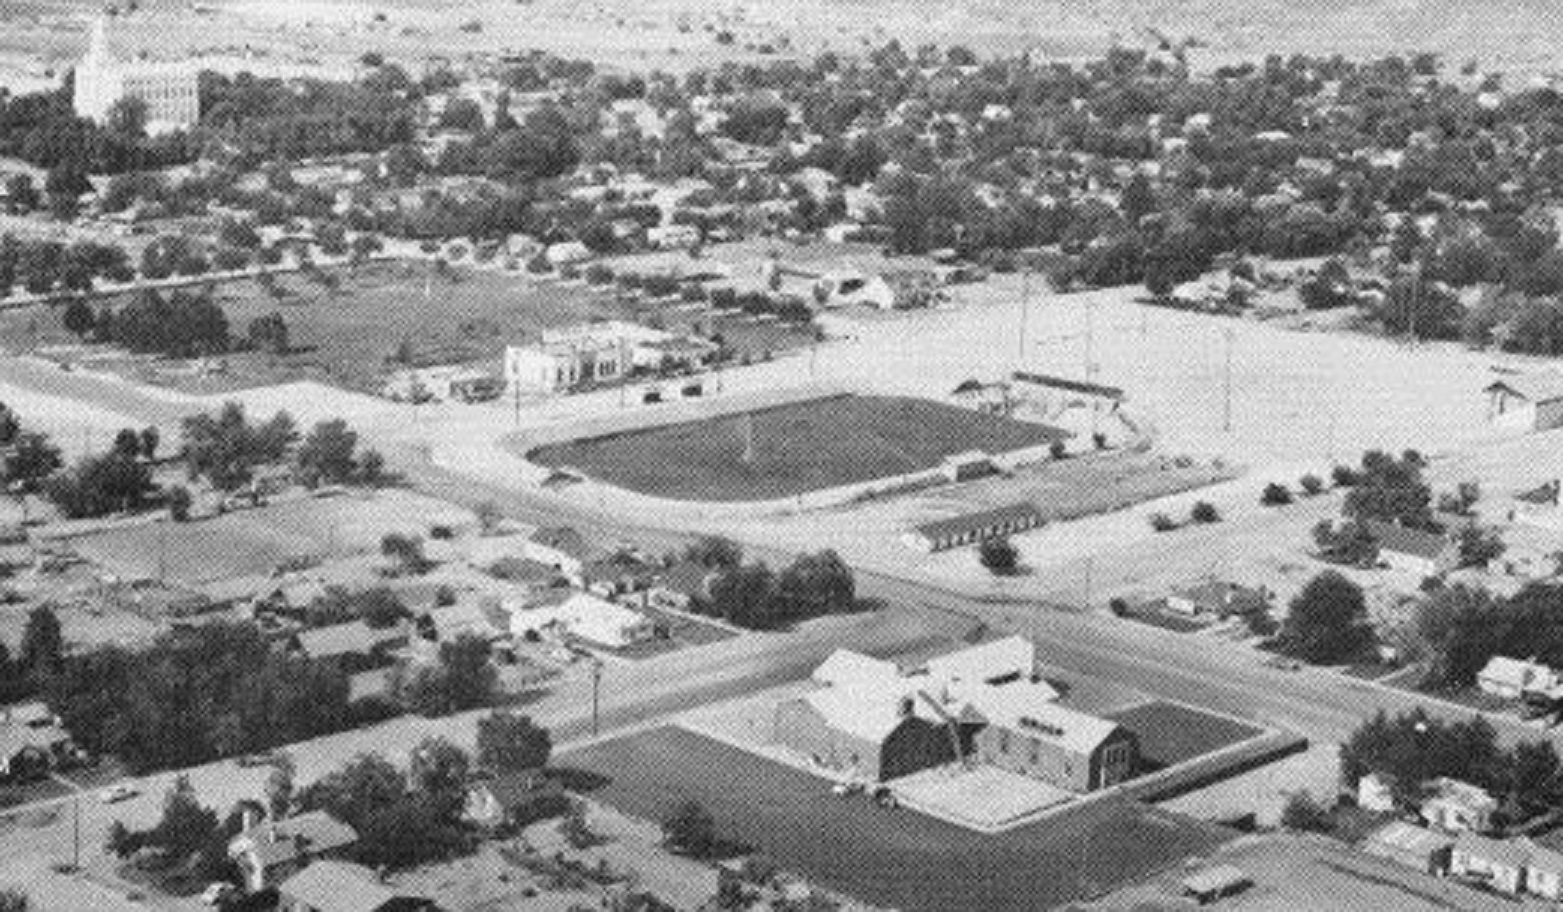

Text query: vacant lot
(1108, 700), (1264, 772)
(530, 394), (1068, 501)
(68, 488), (473, 585)
(560, 726), (1231, 912)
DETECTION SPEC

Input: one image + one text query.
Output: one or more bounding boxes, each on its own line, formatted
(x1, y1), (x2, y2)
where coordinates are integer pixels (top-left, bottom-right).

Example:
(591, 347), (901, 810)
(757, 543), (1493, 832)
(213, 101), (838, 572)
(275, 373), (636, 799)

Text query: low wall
(1122, 729), (1310, 804)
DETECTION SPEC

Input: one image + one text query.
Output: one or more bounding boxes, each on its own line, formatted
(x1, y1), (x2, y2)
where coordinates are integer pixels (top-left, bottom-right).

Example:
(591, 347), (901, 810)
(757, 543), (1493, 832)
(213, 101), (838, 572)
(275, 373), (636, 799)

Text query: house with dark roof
(1365, 520), (1460, 577)
(1166, 580), (1271, 618)
(648, 560), (715, 612)
(229, 810), (359, 892)
(291, 621), (406, 673)
(1486, 371), (1563, 432)
(0, 702), (76, 782)
(1362, 821), (1454, 875)
(903, 503), (1045, 553)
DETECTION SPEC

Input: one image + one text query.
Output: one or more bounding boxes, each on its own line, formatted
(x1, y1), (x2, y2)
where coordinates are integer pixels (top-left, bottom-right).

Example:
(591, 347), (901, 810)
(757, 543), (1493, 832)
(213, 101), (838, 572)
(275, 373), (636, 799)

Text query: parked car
(99, 784), (139, 804)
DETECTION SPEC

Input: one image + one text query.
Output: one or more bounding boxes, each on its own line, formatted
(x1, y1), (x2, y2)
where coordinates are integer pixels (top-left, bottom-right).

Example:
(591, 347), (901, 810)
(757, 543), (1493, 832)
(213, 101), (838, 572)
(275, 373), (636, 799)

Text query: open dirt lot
(560, 725), (1233, 912)
(67, 488), (473, 585)
(529, 393), (1067, 501)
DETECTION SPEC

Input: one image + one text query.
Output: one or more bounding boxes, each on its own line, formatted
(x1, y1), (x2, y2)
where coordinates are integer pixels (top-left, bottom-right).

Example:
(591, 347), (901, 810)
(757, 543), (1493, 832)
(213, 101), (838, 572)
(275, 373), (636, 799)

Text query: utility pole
(1222, 327), (1235, 434)
(71, 793), (80, 871)
(1018, 268), (1031, 363)
(590, 659), (603, 736)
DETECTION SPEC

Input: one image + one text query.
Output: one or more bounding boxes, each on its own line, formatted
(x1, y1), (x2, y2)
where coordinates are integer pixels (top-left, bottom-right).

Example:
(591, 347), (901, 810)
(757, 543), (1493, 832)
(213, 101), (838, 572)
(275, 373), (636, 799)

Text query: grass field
(559, 726), (1231, 912)
(530, 394), (1068, 501)
(1107, 700), (1264, 772)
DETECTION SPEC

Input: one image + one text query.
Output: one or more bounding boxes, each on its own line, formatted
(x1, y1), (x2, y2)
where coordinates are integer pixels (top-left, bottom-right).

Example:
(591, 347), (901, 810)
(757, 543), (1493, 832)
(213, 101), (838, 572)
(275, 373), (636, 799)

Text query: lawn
(1107, 701), (1264, 772)
(558, 726), (1230, 912)
(529, 394), (1068, 501)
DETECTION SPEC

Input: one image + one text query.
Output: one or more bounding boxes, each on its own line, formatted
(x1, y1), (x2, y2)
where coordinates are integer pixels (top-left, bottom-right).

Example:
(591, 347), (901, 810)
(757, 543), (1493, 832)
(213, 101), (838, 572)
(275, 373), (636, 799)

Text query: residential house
(1357, 772), (1396, 813)
(1421, 778), (1498, 834)
(941, 451), (1000, 483)
(524, 526), (600, 581)
(647, 560), (715, 612)
(1166, 581), (1271, 619)
(229, 810), (358, 892)
(903, 503), (1045, 553)
(0, 702), (76, 782)
(581, 550), (657, 597)
(775, 638), (1134, 791)
(292, 621), (406, 673)
(1521, 837), (1563, 901)
(1478, 656), (1561, 700)
(277, 860), (433, 912)
(1366, 520), (1460, 577)
(950, 378), (1012, 415)
(1486, 372), (1563, 433)
(1451, 832), (1528, 895)
(1362, 821), (1454, 875)
(507, 590), (656, 649)
(1510, 480), (1563, 531)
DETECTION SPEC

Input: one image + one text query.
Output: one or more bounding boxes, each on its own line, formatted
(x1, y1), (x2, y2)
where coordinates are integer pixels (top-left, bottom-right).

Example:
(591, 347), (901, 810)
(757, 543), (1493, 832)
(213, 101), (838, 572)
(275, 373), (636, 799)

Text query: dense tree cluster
(96, 287), (230, 357)
(180, 402), (297, 493)
(45, 622), (353, 772)
(695, 544), (857, 629)
(1412, 583), (1563, 690)
(1276, 571), (1374, 664)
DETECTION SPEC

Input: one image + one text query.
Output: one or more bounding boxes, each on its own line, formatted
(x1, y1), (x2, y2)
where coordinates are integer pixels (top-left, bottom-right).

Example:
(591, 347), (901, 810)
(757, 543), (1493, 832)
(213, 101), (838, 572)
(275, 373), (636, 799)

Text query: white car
(99, 784), (139, 804)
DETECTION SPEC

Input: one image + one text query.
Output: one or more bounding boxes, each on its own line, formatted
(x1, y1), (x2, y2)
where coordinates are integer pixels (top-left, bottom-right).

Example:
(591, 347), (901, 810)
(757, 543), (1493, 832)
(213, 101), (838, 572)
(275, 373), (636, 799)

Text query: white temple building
(72, 16), (199, 135)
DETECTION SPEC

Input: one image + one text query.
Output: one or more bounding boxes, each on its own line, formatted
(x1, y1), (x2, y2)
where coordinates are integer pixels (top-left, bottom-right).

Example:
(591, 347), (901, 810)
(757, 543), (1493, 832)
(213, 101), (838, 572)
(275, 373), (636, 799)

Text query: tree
(1342, 450), (1433, 529)
(298, 753), (406, 830)
(1313, 519), (1378, 566)
(437, 634), (495, 712)
(247, 312), (290, 355)
(1279, 571), (1373, 664)
(0, 890), (26, 912)
(408, 737), (470, 797)
(1280, 791), (1333, 832)
(19, 605), (63, 685)
(1260, 483), (1292, 506)
(4, 432), (62, 493)
(708, 563), (781, 629)
(1190, 501), (1221, 524)
(44, 452), (155, 518)
(4, 175), (38, 215)
(153, 775), (220, 859)
(1298, 473), (1325, 496)
(662, 799), (716, 857)
(62, 298), (95, 338)
(475, 711), (552, 773)
(113, 427), (141, 459)
(774, 550), (855, 618)
(139, 426), (159, 461)
(181, 402), (296, 494)
(295, 419), (359, 487)
(166, 484), (192, 521)
(1455, 525), (1505, 568)
(979, 537), (1019, 575)
(379, 533), (428, 575)
(685, 536), (743, 570)
(264, 753), (295, 820)
(475, 500), (502, 535)
(1412, 585), (1504, 689)
(354, 792), (467, 869)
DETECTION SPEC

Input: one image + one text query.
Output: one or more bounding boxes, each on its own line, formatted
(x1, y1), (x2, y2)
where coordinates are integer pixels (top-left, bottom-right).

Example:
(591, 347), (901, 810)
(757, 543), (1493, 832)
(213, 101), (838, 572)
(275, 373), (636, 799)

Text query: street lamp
(590, 658), (603, 737)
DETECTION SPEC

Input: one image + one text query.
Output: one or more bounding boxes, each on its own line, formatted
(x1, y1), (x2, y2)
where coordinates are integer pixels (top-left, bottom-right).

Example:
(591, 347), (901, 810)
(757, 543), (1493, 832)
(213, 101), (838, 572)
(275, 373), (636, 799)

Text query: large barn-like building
(775, 638), (1137, 791)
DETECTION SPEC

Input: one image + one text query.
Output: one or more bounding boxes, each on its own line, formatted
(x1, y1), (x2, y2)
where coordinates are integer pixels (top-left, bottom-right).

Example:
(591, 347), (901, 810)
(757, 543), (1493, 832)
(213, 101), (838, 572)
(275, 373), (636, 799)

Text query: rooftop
(1486, 371), (1563, 405)
(914, 503), (1045, 541)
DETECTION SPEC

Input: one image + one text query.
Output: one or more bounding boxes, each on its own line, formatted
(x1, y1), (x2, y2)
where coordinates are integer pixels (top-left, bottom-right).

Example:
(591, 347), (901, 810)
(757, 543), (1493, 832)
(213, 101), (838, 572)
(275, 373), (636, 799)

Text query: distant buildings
(72, 16), (199, 134)
(1362, 821), (1452, 875)
(775, 637), (1136, 791)
(1420, 778), (1498, 835)
(1477, 656), (1563, 701)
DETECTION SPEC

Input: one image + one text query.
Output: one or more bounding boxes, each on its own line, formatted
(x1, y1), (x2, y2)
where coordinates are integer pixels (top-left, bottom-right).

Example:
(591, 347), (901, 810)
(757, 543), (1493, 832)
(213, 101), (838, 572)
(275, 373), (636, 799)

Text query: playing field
(529, 394), (1069, 502)
(560, 726), (1230, 912)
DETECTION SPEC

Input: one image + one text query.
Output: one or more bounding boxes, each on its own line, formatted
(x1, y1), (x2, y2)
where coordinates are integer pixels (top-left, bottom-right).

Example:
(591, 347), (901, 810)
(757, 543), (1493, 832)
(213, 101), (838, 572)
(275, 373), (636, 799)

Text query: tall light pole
(590, 658), (603, 737)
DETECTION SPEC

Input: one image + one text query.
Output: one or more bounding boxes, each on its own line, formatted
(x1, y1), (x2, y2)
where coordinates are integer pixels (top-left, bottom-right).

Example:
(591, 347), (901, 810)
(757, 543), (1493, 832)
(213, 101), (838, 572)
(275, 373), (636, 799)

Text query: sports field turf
(559, 726), (1230, 912)
(530, 394), (1069, 501)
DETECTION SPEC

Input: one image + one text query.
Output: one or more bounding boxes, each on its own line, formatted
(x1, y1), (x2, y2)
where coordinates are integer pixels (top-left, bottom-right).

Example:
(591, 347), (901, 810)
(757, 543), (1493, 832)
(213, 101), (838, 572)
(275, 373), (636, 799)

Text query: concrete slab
(892, 765), (1073, 830)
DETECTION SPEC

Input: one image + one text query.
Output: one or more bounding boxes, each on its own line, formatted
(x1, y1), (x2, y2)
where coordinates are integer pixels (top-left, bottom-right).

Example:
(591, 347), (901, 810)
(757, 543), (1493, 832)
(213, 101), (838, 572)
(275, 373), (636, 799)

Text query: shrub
(1149, 512), (1178, 532)
(1280, 791), (1334, 833)
(166, 484), (192, 522)
(978, 537), (1020, 575)
(1298, 473), (1324, 496)
(1331, 464), (1361, 487)
(1260, 483), (1293, 506)
(1189, 501), (1220, 524)
(1049, 440), (1068, 460)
